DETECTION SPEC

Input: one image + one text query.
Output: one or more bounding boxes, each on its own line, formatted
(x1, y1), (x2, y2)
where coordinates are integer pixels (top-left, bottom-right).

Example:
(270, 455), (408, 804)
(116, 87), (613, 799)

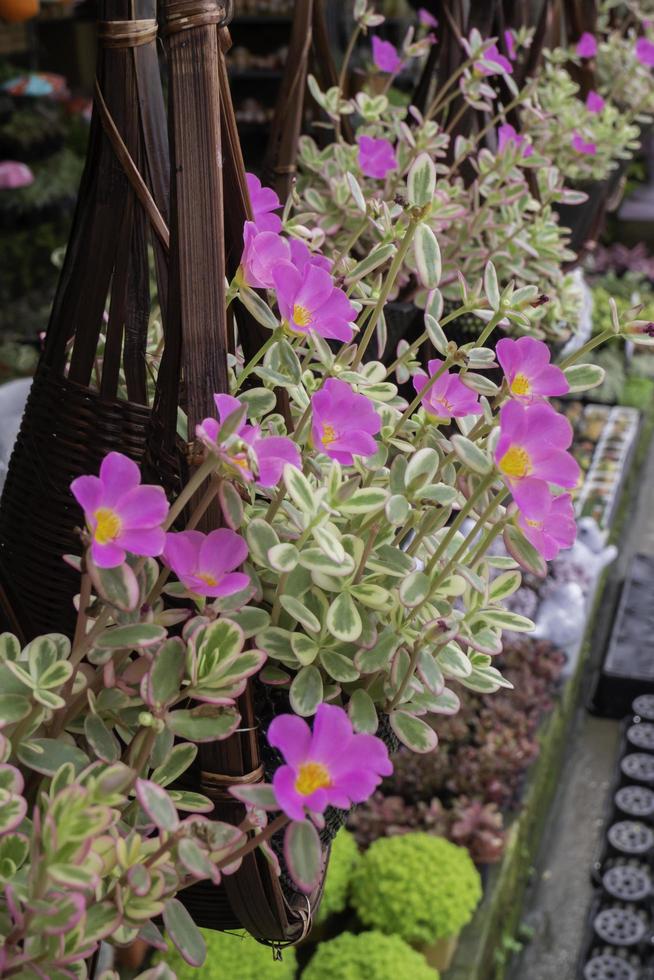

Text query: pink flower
(273, 262), (357, 342)
(516, 488), (577, 560)
(289, 238), (332, 274)
(497, 123), (533, 158)
(246, 172), (282, 233)
(636, 37), (654, 67)
(372, 35), (403, 74)
(496, 337), (569, 402)
(494, 401), (580, 512)
(311, 378), (380, 464)
(268, 703), (393, 822)
(576, 32), (597, 59)
(504, 29), (516, 61)
(241, 221), (290, 289)
(413, 359), (482, 420)
(571, 132), (597, 155)
(196, 394), (300, 487)
(163, 529), (249, 598)
(476, 43), (513, 76)
(418, 7), (438, 28)
(357, 135), (398, 179)
(71, 452), (168, 568)
(586, 90), (605, 113)
(0, 161), (33, 189)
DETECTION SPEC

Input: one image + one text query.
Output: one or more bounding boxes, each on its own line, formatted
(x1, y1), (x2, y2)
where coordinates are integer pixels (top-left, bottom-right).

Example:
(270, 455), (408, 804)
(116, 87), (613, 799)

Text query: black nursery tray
(592, 555), (654, 719)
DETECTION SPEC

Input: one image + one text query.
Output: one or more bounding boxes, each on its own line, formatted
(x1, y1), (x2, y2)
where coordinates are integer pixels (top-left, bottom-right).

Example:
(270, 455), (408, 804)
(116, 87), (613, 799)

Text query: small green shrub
(350, 833), (482, 944)
(302, 930), (439, 980)
(317, 828), (361, 923)
(157, 928), (296, 979)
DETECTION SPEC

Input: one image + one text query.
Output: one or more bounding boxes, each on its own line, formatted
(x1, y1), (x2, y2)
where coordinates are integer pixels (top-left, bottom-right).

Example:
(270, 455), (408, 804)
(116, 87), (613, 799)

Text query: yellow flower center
(322, 423), (338, 447)
(293, 304), (313, 328)
(93, 507), (122, 545)
(229, 454), (249, 470)
(510, 373), (531, 396)
(196, 572), (218, 587)
(525, 517), (543, 529)
(295, 761), (331, 797)
(498, 445), (532, 479)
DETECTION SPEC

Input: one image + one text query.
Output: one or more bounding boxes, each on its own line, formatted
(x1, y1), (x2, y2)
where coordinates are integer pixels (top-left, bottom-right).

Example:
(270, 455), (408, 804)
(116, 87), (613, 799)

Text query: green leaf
(355, 629), (401, 673)
(320, 649), (359, 683)
(475, 608), (535, 632)
(147, 638), (186, 710)
(284, 820), (322, 893)
(196, 619), (245, 673)
(168, 790), (213, 813)
(279, 596), (321, 634)
(238, 286), (279, 330)
(152, 743), (198, 788)
(95, 624), (166, 650)
(488, 570), (522, 601)
(290, 633), (319, 666)
(348, 688), (378, 734)
(326, 592), (362, 642)
(84, 714), (120, 763)
(390, 711), (438, 753)
(484, 261), (500, 310)
(417, 649), (444, 694)
(289, 666), (323, 717)
(165, 706), (240, 742)
(424, 314), (448, 355)
(177, 838), (218, 881)
(84, 902), (122, 943)
(312, 526), (345, 564)
(407, 152), (436, 207)
(299, 548), (355, 577)
(385, 493), (410, 525)
(414, 223), (442, 289)
(228, 607), (270, 638)
(0, 633), (20, 661)
(339, 487), (388, 515)
(284, 465), (316, 514)
(245, 518), (280, 566)
(346, 243), (396, 281)
(564, 363), (606, 392)
(437, 642), (472, 678)
(346, 170), (366, 212)
(218, 481), (244, 530)
(268, 543), (299, 572)
(405, 448), (440, 491)
(163, 898), (206, 968)
(399, 571), (430, 607)
(349, 583), (390, 609)
(0, 834), (29, 877)
(0, 694), (30, 725)
(17, 739), (88, 776)
(237, 387), (277, 418)
(451, 436), (493, 474)
(427, 688), (461, 715)
(88, 559), (140, 612)
(503, 524), (547, 577)
(229, 783), (278, 810)
(136, 779), (179, 832)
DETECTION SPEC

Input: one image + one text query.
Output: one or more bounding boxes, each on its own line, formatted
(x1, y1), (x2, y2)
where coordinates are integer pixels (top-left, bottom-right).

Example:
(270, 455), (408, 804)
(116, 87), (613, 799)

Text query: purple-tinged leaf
(165, 705), (240, 742)
(229, 783), (278, 810)
(163, 898), (206, 967)
(167, 790), (213, 813)
(83, 902), (121, 943)
(503, 524), (547, 578)
(0, 694), (31, 725)
(0, 795), (26, 835)
(135, 780), (179, 833)
(218, 480), (244, 530)
(32, 891), (86, 935)
(16, 739), (89, 776)
(390, 710), (438, 753)
(95, 624), (167, 651)
(134, 965), (177, 980)
(151, 743), (198, 789)
(137, 920), (168, 952)
(259, 665), (291, 686)
(0, 764), (24, 795)
(143, 638), (186, 711)
(177, 837), (220, 883)
(84, 714), (120, 763)
(87, 557), (140, 612)
(127, 863), (152, 897)
(284, 820), (322, 894)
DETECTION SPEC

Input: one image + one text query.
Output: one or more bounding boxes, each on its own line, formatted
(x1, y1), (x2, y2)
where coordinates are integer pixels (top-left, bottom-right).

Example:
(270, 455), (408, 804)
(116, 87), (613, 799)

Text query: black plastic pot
(584, 952), (641, 980)
(633, 695), (654, 722)
(615, 785), (654, 823)
(627, 723), (654, 753)
(621, 755), (654, 789)
(554, 180), (608, 256)
(606, 820), (654, 860)
(602, 862), (652, 904)
(593, 905), (649, 949)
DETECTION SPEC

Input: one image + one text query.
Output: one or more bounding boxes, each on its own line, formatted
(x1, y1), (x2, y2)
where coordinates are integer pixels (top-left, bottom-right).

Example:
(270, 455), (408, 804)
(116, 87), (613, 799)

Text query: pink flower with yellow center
(272, 262), (356, 342)
(241, 221), (290, 289)
(586, 90), (605, 113)
(357, 135), (398, 180)
(576, 32), (597, 59)
(636, 37), (654, 67)
(289, 238), (332, 274)
(196, 394), (300, 487)
(163, 529), (249, 598)
(372, 35), (403, 74)
(516, 486), (577, 560)
(571, 132), (597, 156)
(494, 401), (580, 512)
(71, 452), (168, 569)
(496, 337), (569, 403)
(268, 703), (393, 822)
(246, 172), (282, 233)
(475, 43), (513, 76)
(311, 378), (381, 464)
(413, 359), (482, 420)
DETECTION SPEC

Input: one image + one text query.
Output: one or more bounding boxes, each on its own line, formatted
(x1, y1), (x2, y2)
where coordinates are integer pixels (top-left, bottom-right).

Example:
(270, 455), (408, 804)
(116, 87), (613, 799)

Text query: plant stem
(430, 487), (508, 590)
(352, 219), (419, 368)
(425, 472), (496, 575)
(338, 24), (362, 99)
(558, 327), (614, 370)
(235, 331), (278, 390)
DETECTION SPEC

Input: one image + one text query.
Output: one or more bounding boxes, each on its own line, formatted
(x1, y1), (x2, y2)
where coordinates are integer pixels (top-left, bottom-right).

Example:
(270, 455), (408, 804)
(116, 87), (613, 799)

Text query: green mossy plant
(316, 828), (361, 923)
(350, 834), (482, 945)
(157, 928), (297, 979)
(302, 931), (440, 980)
